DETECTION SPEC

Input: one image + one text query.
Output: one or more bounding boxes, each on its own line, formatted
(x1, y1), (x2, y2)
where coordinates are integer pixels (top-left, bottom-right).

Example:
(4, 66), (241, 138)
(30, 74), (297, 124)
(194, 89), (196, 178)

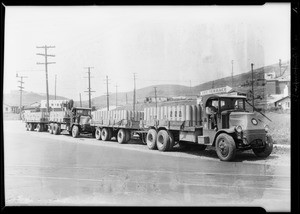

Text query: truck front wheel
(147, 129), (157, 150)
(72, 125), (79, 138)
(252, 134), (273, 158)
(215, 134), (236, 161)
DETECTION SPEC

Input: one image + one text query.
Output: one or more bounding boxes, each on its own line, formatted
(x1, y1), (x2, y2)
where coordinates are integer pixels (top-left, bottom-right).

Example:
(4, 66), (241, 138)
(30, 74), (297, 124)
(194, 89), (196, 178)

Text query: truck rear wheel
(157, 130), (170, 152)
(72, 125), (79, 138)
(28, 123), (34, 131)
(53, 124), (61, 135)
(215, 134), (236, 161)
(101, 128), (111, 141)
(48, 123), (54, 134)
(36, 123), (43, 132)
(117, 129), (127, 144)
(252, 134), (273, 158)
(95, 127), (102, 140)
(146, 129), (157, 150)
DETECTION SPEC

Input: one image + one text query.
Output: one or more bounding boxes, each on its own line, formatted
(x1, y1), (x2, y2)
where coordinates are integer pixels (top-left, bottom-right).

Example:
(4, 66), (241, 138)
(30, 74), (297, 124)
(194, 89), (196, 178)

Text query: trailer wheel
(156, 130), (170, 152)
(26, 123), (29, 131)
(48, 123), (53, 134)
(215, 134), (236, 161)
(167, 131), (175, 151)
(36, 123), (43, 132)
(252, 134), (273, 158)
(95, 127), (102, 140)
(28, 123), (34, 131)
(53, 124), (61, 135)
(146, 129), (157, 150)
(117, 129), (127, 144)
(72, 125), (79, 138)
(101, 128), (111, 141)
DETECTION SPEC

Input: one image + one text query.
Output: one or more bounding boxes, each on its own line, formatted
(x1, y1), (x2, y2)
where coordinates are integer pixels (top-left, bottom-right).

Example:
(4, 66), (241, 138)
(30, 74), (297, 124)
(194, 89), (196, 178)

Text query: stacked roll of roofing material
(143, 104), (202, 126)
(92, 110), (143, 122)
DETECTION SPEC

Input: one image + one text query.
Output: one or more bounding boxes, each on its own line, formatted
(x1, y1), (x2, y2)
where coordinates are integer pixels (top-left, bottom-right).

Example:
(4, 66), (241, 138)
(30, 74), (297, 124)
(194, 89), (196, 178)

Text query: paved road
(4, 121), (290, 211)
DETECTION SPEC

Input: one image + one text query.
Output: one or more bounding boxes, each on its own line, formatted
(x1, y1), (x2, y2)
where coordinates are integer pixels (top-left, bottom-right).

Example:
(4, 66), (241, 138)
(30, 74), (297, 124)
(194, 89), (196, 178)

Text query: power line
(16, 73), (28, 120)
(84, 67), (95, 108)
(36, 45), (55, 113)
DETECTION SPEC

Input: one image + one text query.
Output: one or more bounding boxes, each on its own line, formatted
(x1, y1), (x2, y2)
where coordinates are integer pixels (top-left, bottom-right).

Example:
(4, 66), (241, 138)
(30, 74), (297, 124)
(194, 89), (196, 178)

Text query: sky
(3, 4), (290, 100)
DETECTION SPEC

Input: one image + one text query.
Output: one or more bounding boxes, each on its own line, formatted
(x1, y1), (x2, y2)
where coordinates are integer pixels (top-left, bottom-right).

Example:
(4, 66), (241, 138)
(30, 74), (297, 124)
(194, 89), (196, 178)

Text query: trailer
(90, 110), (145, 144)
(23, 111), (49, 132)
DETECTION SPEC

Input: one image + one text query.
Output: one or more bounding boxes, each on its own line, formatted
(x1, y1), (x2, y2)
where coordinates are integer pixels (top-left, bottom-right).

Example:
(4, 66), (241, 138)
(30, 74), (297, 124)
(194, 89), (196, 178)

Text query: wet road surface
(4, 121), (290, 211)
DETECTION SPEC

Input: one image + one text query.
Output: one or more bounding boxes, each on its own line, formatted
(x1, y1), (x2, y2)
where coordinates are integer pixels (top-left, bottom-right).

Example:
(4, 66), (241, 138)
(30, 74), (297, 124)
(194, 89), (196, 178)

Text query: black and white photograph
(2, 4), (292, 211)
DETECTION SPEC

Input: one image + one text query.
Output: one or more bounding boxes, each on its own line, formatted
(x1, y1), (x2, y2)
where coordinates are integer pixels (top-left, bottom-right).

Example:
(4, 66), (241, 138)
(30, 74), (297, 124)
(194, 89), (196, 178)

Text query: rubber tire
(26, 123), (29, 131)
(28, 123), (34, 131)
(117, 129), (127, 144)
(53, 124), (61, 135)
(95, 127), (102, 140)
(72, 125), (79, 138)
(146, 129), (157, 150)
(168, 131), (175, 151)
(101, 128), (111, 141)
(36, 123), (43, 132)
(49, 123), (54, 134)
(252, 134), (273, 158)
(215, 133), (236, 161)
(156, 130), (170, 152)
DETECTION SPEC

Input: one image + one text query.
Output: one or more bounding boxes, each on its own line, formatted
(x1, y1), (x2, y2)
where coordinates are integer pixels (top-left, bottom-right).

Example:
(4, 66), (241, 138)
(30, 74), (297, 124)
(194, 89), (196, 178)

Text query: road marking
(5, 164), (290, 178)
(6, 174), (290, 192)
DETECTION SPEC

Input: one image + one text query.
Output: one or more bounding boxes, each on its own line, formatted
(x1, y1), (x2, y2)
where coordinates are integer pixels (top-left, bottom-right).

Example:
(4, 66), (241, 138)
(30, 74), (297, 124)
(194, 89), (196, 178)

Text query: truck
(90, 110), (145, 144)
(142, 87), (273, 161)
(48, 106), (94, 138)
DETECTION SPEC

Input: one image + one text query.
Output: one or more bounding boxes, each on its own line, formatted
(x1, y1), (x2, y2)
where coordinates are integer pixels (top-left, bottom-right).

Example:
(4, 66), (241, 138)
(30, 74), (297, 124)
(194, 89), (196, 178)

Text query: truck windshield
(220, 98), (245, 111)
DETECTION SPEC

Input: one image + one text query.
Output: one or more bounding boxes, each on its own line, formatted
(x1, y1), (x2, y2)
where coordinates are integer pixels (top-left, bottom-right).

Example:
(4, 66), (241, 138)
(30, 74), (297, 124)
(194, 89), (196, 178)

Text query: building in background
(40, 100), (69, 111)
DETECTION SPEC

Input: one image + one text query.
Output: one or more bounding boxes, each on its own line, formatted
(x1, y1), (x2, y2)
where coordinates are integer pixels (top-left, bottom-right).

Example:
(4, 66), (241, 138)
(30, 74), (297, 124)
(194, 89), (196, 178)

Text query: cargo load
(23, 112), (49, 122)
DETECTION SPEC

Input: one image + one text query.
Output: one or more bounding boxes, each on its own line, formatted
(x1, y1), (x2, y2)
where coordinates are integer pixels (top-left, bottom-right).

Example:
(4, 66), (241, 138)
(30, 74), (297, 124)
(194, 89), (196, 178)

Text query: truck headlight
(264, 125), (269, 132)
(235, 125), (243, 133)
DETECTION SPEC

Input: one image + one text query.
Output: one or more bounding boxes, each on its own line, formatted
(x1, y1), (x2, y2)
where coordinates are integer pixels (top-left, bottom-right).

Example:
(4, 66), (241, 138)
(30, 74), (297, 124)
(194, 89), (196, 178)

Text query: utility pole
(279, 59), (282, 77)
(115, 84), (118, 108)
(189, 80), (192, 95)
(106, 75), (110, 111)
(231, 60), (234, 87)
(16, 73), (28, 120)
(54, 74), (57, 100)
(133, 73), (136, 111)
(251, 63), (255, 112)
(36, 45), (55, 113)
(84, 67), (95, 108)
(79, 93), (82, 107)
(154, 87), (157, 119)
(126, 93), (128, 105)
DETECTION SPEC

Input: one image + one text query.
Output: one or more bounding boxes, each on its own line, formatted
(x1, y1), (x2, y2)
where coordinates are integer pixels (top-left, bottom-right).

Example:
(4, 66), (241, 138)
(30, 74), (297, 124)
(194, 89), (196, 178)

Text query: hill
(81, 60), (289, 110)
(3, 90), (69, 107)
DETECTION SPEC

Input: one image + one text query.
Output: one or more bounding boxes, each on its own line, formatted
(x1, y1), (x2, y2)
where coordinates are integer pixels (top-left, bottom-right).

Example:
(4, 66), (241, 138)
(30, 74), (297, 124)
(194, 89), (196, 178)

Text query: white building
(40, 100), (68, 110)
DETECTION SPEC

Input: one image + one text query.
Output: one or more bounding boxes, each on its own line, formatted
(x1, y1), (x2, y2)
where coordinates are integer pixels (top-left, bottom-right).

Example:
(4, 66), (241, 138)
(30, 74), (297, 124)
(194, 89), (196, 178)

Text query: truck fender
(212, 128), (236, 146)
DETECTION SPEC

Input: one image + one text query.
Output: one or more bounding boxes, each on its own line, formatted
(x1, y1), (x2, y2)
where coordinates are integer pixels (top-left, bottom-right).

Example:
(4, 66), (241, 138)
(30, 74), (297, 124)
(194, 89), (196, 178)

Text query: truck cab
(69, 107), (94, 137)
(199, 93), (273, 161)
